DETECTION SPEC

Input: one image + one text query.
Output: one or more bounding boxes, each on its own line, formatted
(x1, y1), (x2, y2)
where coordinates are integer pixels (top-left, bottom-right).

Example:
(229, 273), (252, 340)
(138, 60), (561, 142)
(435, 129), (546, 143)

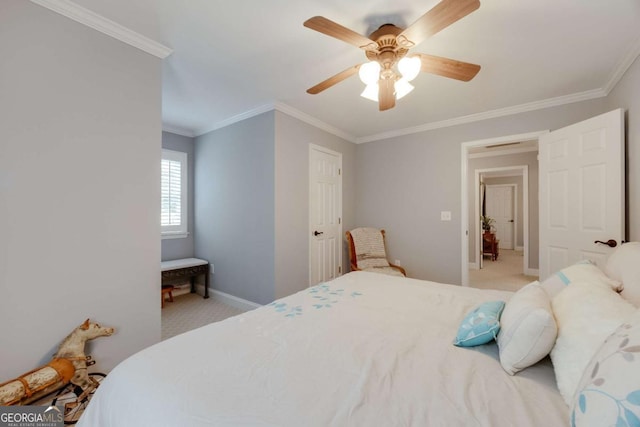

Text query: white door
(539, 109), (624, 279)
(486, 185), (514, 249)
(309, 145), (342, 286)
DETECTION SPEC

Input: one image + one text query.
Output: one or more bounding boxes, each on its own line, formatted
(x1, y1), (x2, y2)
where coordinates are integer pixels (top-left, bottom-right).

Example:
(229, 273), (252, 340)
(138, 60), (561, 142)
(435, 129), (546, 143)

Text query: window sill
(162, 232), (189, 240)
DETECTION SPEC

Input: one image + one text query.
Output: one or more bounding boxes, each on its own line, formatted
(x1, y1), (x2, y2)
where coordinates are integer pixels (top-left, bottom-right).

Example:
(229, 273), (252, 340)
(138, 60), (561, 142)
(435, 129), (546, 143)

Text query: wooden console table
(161, 258), (210, 299)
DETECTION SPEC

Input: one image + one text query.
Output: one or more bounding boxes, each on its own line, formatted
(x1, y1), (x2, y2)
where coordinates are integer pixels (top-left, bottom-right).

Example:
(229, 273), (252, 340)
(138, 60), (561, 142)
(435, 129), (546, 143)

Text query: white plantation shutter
(161, 149), (187, 237)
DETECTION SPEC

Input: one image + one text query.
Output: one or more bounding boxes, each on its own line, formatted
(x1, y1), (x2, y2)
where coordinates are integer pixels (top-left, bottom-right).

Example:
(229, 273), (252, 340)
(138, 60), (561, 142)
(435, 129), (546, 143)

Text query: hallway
(469, 249), (538, 292)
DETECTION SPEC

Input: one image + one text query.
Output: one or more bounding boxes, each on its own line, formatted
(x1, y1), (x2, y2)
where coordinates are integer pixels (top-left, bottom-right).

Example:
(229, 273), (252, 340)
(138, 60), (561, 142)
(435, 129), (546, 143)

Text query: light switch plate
(441, 211), (452, 221)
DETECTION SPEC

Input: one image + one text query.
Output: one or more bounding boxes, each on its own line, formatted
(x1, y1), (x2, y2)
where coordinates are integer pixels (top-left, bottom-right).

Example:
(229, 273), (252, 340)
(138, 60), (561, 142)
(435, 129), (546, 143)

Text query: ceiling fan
(304, 0), (482, 111)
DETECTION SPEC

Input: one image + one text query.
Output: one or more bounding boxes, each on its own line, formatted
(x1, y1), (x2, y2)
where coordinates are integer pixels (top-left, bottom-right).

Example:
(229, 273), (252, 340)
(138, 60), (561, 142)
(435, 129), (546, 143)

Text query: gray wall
(355, 98), (607, 285)
(0, 1), (161, 378)
(274, 111), (356, 299)
(606, 56), (640, 242)
(161, 131), (195, 261)
(194, 112), (275, 305)
(467, 151), (539, 268)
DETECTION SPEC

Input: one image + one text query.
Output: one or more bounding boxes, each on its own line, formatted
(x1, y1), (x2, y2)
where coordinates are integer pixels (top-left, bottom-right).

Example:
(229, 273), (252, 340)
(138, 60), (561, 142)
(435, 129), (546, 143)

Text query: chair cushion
(350, 228), (390, 269)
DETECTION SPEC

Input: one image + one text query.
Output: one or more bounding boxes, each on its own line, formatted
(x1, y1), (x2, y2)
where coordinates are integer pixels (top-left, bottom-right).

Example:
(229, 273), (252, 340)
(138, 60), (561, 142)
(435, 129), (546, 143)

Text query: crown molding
(192, 102), (357, 143)
(178, 84), (609, 145)
(162, 124), (195, 138)
(194, 103), (275, 137)
(30, 0), (172, 59)
(355, 88), (606, 143)
(602, 35), (640, 95)
(273, 102), (357, 143)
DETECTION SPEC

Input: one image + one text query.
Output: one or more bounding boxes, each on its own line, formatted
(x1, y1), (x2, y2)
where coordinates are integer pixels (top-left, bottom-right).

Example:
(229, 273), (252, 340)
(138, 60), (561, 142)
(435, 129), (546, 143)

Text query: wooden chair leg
(161, 286), (174, 308)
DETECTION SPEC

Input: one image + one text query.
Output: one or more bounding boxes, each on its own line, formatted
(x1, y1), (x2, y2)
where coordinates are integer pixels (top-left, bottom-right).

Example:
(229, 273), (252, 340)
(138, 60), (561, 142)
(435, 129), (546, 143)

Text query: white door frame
(461, 131), (548, 287)
(484, 182), (518, 251)
(308, 143), (343, 286)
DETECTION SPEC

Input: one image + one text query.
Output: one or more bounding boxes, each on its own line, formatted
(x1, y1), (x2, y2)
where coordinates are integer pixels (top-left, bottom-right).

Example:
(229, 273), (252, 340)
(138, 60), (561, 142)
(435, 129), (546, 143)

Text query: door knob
(313, 231), (323, 236)
(594, 239), (617, 248)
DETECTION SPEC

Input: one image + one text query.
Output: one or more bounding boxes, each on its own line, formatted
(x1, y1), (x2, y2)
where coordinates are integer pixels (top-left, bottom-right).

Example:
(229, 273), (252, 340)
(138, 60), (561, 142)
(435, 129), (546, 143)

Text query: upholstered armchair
(345, 227), (406, 277)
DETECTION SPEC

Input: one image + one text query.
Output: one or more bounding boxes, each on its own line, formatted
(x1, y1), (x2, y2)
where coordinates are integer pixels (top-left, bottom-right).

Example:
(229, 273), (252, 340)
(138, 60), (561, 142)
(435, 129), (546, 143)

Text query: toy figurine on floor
(0, 319), (114, 406)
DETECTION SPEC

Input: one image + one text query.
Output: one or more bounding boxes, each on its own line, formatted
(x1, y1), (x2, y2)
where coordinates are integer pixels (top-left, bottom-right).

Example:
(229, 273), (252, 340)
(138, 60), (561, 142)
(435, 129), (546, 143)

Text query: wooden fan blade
(378, 78), (396, 111)
(307, 64), (361, 95)
(304, 16), (378, 51)
(398, 0), (480, 48)
(417, 53), (480, 81)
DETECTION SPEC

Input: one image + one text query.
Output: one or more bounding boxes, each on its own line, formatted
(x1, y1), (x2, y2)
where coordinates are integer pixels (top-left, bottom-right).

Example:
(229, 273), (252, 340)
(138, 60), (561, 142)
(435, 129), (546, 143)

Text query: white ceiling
(71, 0), (640, 142)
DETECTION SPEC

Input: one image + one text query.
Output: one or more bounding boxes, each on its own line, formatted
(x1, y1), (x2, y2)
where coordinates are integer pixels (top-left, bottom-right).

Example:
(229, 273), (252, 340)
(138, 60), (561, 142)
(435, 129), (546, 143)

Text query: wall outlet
(394, 259), (401, 266)
(441, 211), (452, 221)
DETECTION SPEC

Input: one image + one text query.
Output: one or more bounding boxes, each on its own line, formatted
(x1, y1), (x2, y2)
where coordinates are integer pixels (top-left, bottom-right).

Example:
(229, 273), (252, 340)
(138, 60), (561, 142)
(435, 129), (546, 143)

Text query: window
(161, 149), (188, 239)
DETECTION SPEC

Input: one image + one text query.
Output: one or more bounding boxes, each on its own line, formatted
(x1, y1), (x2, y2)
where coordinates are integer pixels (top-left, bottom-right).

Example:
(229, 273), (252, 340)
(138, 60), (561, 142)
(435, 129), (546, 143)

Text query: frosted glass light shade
(394, 78), (414, 100)
(398, 56), (421, 81)
(360, 83), (379, 102)
(358, 61), (381, 85)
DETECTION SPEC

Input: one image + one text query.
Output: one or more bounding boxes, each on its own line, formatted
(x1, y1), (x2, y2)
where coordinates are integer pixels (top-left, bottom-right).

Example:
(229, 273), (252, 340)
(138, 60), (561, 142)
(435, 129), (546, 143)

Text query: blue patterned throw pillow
(571, 309), (640, 427)
(454, 301), (506, 347)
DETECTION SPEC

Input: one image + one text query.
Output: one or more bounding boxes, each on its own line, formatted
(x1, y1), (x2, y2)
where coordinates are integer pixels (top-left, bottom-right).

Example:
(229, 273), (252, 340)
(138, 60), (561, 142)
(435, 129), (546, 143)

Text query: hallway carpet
(469, 249), (538, 292)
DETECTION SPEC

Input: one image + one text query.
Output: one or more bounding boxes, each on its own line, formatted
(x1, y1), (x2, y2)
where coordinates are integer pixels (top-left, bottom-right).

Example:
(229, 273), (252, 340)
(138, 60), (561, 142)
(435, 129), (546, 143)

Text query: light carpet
(162, 293), (246, 340)
(469, 249), (538, 293)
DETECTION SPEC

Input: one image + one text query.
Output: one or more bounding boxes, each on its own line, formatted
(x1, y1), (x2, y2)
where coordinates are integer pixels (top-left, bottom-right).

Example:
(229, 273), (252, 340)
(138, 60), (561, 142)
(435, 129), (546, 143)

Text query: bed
(78, 271), (573, 426)
(80, 243), (640, 426)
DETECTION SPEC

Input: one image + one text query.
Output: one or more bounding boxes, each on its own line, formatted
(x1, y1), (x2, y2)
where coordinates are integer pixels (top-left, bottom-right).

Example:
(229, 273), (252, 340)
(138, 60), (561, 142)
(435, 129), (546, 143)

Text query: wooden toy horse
(0, 319), (114, 405)
(54, 319), (114, 390)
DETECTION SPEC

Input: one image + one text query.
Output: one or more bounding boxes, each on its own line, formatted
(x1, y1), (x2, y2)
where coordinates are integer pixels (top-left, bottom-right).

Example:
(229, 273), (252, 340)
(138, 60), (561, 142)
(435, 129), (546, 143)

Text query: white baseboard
(525, 268), (539, 277)
(515, 246), (524, 251)
(208, 287), (261, 311)
(468, 262), (479, 270)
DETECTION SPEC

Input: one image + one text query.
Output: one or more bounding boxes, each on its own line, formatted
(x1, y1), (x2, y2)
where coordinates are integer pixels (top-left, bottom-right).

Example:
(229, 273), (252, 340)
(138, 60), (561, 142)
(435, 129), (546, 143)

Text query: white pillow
(550, 280), (637, 405)
(540, 260), (622, 299)
(605, 242), (640, 307)
(497, 282), (558, 375)
(570, 309), (640, 426)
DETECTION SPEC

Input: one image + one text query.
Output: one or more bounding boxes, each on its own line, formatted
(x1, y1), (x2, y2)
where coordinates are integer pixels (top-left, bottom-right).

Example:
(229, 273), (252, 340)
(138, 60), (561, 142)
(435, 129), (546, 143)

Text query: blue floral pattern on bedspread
(571, 310), (640, 427)
(268, 283), (363, 317)
(268, 302), (303, 317)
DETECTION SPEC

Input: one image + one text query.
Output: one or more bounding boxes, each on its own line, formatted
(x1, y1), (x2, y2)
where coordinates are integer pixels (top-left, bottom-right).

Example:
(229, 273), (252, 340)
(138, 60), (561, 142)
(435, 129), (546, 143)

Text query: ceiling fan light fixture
(358, 61), (381, 85)
(360, 83), (379, 102)
(394, 78), (414, 100)
(398, 56), (421, 82)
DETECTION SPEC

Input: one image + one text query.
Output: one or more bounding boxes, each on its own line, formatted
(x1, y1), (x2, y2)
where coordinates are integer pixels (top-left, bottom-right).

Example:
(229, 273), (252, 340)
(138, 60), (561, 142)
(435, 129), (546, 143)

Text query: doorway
(308, 144), (343, 286)
(485, 184), (516, 250)
(460, 131), (545, 289)
(471, 166), (534, 291)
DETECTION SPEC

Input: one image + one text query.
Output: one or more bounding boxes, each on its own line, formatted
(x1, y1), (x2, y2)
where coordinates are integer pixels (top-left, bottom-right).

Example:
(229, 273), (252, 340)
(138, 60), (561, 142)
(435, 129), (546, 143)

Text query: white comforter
(79, 272), (568, 426)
